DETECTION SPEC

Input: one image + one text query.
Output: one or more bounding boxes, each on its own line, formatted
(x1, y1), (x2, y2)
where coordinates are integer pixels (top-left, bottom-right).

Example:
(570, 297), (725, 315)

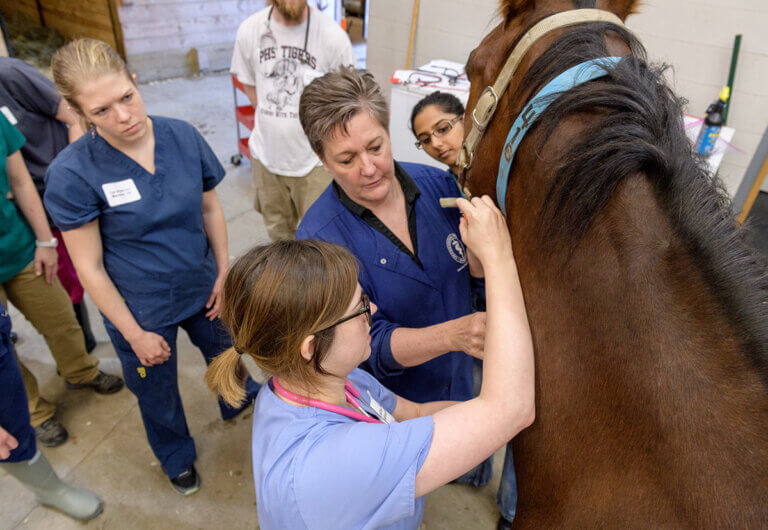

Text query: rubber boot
(72, 301), (97, 353)
(0, 450), (103, 521)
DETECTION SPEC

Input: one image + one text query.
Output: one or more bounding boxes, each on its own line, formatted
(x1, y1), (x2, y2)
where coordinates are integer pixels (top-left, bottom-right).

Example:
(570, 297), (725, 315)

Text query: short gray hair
(299, 66), (389, 159)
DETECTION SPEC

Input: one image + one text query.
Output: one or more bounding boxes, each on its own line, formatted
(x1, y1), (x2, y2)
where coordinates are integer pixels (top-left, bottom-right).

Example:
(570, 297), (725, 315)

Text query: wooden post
(737, 154), (768, 224)
(406, 0), (420, 69)
(106, 0), (126, 59)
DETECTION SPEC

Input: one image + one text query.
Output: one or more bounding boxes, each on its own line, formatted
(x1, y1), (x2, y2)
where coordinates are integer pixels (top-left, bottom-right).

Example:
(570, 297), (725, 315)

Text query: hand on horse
(456, 196), (513, 269)
(449, 311), (486, 359)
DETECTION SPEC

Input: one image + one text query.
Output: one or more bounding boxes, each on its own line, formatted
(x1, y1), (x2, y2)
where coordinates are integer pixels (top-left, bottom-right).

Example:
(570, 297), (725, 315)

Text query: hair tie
(234, 346), (245, 356)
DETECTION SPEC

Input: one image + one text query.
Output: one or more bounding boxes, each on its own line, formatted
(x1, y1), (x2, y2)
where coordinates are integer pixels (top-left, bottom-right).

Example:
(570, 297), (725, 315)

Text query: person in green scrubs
(0, 113), (123, 447)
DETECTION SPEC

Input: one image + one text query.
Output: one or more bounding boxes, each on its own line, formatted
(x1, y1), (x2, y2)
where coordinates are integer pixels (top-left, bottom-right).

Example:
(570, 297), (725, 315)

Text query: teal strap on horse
(496, 56), (623, 215)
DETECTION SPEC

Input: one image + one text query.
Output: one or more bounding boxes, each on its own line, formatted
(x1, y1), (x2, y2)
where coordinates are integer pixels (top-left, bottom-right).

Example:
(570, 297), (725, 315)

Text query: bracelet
(35, 237), (58, 248)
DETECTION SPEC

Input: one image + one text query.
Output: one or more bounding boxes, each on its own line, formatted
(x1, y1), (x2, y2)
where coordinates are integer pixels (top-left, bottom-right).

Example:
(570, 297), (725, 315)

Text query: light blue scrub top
(251, 368), (435, 529)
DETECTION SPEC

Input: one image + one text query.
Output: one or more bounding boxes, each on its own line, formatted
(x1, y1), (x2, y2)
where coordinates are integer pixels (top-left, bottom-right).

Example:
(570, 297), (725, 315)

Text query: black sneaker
(34, 418), (69, 447)
(66, 371), (124, 394)
(170, 466), (201, 496)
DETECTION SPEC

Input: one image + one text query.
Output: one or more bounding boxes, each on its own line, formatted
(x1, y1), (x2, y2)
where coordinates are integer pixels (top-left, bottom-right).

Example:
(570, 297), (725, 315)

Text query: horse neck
(509, 166), (768, 526)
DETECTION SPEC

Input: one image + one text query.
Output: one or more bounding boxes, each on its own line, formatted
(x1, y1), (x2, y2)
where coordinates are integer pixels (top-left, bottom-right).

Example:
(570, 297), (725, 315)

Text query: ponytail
(205, 347), (246, 408)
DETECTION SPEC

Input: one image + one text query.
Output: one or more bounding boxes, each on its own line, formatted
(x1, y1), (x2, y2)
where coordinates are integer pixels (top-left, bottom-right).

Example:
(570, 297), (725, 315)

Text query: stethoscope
(260, 6), (312, 53)
(271, 377), (384, 424)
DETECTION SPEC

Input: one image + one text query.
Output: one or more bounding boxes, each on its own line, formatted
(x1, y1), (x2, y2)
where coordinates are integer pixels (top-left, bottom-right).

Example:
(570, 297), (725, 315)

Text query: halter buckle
(472, 86), (499, 132)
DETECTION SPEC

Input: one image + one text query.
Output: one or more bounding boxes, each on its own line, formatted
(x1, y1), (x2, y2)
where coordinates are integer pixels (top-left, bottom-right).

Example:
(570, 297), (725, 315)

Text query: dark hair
(410, 91), (465, 134)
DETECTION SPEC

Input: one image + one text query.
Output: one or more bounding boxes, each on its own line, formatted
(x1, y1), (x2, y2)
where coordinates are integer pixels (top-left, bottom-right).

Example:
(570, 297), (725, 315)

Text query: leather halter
(456, 9), (627, 194)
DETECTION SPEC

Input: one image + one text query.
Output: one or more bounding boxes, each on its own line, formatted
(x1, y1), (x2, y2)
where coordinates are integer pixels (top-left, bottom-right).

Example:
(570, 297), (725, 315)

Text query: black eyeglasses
(415, 115), (463, 150)
(316, 293), (372, 333)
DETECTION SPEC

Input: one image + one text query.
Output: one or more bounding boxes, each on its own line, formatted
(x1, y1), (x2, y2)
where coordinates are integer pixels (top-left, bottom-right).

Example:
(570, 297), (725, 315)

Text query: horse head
(462, 0), (639, 212)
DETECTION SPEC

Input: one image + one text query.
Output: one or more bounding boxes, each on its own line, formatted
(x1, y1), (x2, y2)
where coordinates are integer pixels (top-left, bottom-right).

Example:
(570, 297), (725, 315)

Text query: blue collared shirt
(44, 116), (223, 328)
(297, 162), (482, 403)
(251, 368), (434, 529)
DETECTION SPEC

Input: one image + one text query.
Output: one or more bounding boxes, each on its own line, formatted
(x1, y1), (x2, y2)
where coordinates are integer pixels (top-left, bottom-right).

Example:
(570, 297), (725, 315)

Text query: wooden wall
(0, 0), (42, 25)
(118, 0), (267, 81)
(0, 0), (122, 53)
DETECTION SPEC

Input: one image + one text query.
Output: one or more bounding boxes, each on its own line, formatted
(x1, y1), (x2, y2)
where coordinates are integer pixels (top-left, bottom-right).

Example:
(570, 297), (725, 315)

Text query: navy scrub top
(44, 116), (224, 329)
(297, 162), (483, 403)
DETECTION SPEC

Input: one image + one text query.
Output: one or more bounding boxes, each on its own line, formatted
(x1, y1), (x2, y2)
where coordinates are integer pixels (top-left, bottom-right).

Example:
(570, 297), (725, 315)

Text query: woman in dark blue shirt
(297, 67), (492, 486)
(44, 39), (259, 495)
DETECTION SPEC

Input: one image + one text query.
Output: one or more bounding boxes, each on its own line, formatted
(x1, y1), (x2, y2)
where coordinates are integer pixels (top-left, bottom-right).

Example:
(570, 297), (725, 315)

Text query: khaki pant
(0, 263), (99, 426)
(251, 159), (333, 241)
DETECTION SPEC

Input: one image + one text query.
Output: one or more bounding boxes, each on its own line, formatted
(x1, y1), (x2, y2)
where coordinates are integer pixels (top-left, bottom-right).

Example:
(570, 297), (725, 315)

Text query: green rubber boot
(0, 450), (103, 521)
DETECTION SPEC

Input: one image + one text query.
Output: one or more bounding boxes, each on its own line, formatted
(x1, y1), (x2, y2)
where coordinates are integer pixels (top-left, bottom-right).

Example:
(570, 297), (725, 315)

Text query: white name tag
(102, 179), (141, 207)
(1, 106), (18, 125)
(367, 391), (396, 424)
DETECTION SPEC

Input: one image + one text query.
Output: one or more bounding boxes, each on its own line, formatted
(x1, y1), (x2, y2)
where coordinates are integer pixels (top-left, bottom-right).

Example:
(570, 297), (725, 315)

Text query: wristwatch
(35, 237), (58, 248)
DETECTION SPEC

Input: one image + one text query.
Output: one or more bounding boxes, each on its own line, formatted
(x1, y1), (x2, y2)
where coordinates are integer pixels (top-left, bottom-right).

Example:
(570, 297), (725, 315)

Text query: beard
(273, 0), (307, 22)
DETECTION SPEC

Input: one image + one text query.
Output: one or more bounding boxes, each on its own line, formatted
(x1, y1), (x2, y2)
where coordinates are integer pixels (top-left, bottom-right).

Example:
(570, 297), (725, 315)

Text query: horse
(460, 1), (768, 526)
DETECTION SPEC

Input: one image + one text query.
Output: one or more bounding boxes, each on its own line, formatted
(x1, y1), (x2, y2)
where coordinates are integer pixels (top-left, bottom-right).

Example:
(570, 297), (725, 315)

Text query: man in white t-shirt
(231, 0), (355, 241)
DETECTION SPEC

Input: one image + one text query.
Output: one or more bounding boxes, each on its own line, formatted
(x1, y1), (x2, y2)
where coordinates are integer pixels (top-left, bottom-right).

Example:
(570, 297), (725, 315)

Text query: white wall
(366, 0), (768, 196)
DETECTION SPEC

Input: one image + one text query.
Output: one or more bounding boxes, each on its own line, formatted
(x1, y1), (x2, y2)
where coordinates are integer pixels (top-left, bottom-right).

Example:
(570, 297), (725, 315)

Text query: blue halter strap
(495, 56), (623, 215)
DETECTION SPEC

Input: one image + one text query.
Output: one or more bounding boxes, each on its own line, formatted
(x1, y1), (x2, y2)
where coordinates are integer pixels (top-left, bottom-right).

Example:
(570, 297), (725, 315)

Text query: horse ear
(607, 0), (641, 21)
(499, 0), (535, 20)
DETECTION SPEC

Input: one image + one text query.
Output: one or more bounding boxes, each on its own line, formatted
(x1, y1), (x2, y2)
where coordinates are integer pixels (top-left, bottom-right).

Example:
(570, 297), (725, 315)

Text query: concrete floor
(0, 73), (505, 529)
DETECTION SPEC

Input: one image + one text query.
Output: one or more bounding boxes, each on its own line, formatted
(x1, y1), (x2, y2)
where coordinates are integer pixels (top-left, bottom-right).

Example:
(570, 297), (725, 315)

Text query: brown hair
(51, 38), (134, 129)
(205, 240), (359, 407)
(299, 65), (389, 159)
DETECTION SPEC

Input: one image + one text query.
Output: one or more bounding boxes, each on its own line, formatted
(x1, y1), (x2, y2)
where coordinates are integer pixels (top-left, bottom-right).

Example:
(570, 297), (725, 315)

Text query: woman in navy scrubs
(296, 68), (492, 484)
(0, 302), (102, 520)
(43, 39), (259, 495)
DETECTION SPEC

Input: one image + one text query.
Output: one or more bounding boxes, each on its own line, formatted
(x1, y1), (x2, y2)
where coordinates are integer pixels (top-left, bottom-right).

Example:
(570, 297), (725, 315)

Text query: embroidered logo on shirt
(446, 233), (468, 267)
(137, 367), (147, 379)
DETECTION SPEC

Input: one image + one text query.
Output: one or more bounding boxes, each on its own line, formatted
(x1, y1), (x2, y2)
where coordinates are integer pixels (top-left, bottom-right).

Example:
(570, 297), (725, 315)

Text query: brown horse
(462, 0), (768, 526)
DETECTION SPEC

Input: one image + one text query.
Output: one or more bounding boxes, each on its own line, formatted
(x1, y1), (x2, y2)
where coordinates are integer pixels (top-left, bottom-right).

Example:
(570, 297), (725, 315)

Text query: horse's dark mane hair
(514, 22), (768, 382)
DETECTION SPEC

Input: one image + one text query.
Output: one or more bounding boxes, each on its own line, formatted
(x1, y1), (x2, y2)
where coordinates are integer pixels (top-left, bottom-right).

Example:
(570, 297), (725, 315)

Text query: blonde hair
(51, 38), (133, 129)
(205, 240), (359, 407)
(299, 66), (389, 159)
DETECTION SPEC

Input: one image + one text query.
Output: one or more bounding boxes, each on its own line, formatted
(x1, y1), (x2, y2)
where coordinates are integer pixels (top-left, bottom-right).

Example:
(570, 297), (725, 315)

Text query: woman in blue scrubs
(296, 68), (492, 484)
(43, 39), (259, 495)
(411, 91), (519, 529)
(0, 302), (102, 520)
(206, 199), (534, 528)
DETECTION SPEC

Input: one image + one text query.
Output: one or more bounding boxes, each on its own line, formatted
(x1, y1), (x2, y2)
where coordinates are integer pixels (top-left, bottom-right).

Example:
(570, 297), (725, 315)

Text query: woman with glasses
(206, 220), (534, 527)
(411, 91), (465, 176)
(294, 67), (495, 487)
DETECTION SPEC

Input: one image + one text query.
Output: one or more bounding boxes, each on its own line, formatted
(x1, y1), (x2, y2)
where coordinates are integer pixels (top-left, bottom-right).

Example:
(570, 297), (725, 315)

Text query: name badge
(102, 179), (141, 207)
(1, 106), (18, 125)
(367, 391), (395, 424)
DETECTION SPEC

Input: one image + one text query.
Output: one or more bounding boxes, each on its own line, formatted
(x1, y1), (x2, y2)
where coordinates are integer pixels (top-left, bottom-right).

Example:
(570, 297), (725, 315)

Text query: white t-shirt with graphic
(231, 7), (355, 177)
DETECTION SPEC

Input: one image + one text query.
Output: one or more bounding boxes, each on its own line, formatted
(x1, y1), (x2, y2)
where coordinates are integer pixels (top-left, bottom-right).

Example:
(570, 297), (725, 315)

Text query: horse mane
(513, 22), (768, 383)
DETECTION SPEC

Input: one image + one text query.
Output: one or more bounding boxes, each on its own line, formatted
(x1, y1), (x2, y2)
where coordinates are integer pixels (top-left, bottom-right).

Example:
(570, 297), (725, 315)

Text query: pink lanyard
(271, 378), (383, 424)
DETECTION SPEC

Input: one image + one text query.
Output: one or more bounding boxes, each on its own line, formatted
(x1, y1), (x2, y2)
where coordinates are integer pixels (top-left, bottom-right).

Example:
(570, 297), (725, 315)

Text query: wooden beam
(737, 153), (768, 224)
(107, 0), (126, 59)
(406, 0), (419, 69)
